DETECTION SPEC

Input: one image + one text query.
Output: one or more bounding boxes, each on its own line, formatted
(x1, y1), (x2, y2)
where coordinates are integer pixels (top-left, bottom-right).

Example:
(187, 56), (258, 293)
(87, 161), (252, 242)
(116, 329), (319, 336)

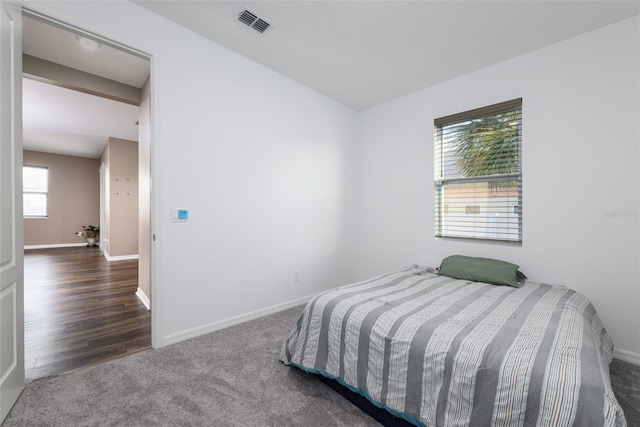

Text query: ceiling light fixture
(74, 34), (102, 50)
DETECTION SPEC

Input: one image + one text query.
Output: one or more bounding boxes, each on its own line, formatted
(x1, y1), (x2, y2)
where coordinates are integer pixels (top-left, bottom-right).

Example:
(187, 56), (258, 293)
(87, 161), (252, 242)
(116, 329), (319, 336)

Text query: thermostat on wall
(171, 208), (189, 222)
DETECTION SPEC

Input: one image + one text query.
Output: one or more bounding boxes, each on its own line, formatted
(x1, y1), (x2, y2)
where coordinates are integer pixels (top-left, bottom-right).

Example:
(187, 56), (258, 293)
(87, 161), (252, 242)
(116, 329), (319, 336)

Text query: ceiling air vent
(238, 9), (271, 34)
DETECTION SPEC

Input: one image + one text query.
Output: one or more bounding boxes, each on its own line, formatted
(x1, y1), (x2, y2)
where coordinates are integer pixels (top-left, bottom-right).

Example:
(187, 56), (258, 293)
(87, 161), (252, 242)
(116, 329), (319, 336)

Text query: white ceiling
(22, 15), (149, 159)
(20, 1), (640, 159)
(23, 78), (140, 159)
(134, 0), (640, 111)
(22, 16), (150, 88)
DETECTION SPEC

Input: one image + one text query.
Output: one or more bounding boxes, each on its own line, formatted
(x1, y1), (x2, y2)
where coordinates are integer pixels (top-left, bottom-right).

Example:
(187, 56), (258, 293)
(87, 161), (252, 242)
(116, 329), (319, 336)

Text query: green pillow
(438, 255), (521, 287)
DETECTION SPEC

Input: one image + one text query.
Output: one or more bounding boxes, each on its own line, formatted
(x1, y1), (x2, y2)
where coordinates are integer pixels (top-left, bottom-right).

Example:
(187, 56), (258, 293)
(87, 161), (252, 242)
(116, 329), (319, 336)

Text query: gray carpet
(611, 358), (640, 426)
(3, 306), (640, 426)
(4, 306), (378, 427)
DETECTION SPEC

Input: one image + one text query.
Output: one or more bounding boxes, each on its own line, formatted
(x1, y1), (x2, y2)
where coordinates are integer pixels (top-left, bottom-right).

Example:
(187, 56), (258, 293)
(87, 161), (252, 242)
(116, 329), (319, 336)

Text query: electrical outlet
(293, 271), (300, 284)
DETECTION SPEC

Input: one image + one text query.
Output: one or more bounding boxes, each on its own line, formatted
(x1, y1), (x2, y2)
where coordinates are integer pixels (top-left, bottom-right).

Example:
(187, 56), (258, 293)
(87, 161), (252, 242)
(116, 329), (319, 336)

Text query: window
(434, 98), (522, 243)
(23, 166), (48, 217)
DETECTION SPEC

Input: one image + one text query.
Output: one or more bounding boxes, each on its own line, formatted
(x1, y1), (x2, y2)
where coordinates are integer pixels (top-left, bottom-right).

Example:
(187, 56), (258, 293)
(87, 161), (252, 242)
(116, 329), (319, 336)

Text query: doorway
(21, 11), (153, 381)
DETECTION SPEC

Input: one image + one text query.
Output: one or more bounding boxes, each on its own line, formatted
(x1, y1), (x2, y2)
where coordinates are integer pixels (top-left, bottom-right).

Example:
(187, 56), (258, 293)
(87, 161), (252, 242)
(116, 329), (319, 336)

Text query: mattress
(280, 266), (625, 426)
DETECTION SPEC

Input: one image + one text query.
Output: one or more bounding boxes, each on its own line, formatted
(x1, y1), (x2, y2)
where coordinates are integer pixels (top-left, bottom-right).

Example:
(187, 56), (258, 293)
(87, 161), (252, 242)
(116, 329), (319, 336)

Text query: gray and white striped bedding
(280, 266), (626, 426)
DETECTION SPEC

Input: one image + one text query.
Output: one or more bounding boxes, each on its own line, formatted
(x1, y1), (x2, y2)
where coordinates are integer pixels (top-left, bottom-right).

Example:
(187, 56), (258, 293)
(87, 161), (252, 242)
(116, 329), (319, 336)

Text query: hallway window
(23, 166), (48, 217)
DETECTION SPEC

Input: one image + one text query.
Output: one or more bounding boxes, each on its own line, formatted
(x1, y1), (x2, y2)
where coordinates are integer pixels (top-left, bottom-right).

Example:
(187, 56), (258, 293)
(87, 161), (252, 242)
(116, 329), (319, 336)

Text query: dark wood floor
(24, 246), (151, 382)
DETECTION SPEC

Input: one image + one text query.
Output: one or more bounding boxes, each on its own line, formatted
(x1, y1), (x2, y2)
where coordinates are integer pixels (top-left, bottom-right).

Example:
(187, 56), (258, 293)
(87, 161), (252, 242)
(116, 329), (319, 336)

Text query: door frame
(20, 5), (157, 336)
(22, 2), (156, 360)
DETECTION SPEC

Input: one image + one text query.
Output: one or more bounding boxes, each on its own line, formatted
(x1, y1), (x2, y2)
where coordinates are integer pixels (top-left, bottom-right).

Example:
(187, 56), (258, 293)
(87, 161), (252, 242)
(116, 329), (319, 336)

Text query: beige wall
(138, 77), (151, 300)
(101, 138), (139, 257)
(23, 150), (100, 246)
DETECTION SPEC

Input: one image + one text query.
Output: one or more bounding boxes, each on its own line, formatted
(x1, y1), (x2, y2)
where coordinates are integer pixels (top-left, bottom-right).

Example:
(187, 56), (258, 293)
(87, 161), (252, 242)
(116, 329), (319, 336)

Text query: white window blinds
(434, 98), (522, 243)
(23, 166), (48, 217)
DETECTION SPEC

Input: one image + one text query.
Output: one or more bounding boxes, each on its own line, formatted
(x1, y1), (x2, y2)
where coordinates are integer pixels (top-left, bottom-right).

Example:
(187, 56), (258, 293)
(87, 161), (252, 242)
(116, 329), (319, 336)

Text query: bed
(280, 262), (626, 426)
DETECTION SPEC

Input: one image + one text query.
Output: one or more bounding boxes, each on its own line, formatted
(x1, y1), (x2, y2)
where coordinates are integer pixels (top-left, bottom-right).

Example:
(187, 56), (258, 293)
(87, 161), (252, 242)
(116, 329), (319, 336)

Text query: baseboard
(25, 242), (89, 250)
(135, 287), (151, 310)
(103, 252), (139, 262)
(163, 294), (313, 346)
(612, 347), (640, 365)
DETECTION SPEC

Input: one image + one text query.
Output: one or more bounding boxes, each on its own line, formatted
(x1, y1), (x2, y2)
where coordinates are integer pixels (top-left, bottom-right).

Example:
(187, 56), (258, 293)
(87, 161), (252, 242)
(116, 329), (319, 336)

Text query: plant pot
(87, 237), (96, 247)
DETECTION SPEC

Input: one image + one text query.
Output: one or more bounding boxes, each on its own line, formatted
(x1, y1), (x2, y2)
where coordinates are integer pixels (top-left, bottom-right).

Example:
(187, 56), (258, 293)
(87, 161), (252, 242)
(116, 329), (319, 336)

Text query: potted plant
(76, 225), (100, 247)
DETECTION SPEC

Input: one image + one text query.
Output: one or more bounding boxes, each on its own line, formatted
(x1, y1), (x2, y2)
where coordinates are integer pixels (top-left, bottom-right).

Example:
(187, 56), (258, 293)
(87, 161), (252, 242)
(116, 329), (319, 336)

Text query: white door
(0, 2), (24, 423)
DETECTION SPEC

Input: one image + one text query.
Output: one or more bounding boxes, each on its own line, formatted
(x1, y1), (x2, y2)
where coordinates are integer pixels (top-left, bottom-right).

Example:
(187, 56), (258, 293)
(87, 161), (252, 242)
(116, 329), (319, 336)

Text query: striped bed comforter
(280, 266), (626, 426)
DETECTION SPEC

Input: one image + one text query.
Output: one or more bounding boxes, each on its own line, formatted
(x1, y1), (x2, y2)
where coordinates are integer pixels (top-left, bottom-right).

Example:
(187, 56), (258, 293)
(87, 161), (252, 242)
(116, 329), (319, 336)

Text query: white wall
(357, 16), (640, 358)
(24, 2), (639, 360)
(25, 1), (359, 345)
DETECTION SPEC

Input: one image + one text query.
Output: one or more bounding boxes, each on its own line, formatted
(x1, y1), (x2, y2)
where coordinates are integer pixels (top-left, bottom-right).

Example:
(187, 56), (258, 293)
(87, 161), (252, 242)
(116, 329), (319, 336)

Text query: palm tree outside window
(434, 98), (522, 243)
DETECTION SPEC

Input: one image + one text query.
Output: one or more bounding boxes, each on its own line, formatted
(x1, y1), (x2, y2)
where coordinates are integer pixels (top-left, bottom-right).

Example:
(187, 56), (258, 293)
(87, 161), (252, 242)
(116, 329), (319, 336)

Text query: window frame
(23, 165), (49, 218)
(434, 98), (522, 244)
